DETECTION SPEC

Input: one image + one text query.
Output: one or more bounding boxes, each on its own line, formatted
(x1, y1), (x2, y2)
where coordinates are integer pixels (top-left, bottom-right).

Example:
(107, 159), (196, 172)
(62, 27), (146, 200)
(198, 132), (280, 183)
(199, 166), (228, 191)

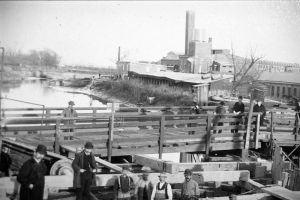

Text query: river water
(1, 79), (180, 162)
(2, 79), (105, 108)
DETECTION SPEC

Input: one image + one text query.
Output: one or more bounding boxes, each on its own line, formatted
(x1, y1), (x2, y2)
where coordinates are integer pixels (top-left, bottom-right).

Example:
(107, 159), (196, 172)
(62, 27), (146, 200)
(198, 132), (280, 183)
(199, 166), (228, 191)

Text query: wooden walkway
(1, 106), (299, 161)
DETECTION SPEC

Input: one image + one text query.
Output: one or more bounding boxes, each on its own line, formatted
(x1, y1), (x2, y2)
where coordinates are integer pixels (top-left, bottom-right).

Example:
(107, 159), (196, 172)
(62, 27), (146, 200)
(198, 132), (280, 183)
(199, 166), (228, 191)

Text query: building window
(277, 86), (280, 97)
(288, 88), (291, 96)
(271, 86), (274, 96)
(294, 88), (297, 96)
(282, 87), (285, 96)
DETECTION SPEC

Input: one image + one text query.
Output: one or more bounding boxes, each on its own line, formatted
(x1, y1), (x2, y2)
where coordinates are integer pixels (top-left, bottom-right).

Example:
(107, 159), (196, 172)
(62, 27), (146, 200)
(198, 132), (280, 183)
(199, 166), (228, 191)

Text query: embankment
(91, 79), (193, 106)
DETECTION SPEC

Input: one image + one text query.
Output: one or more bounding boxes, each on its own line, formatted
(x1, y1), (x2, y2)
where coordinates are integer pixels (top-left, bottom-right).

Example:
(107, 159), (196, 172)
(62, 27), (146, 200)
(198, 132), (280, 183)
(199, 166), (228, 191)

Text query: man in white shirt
(151, 172), (172, 200)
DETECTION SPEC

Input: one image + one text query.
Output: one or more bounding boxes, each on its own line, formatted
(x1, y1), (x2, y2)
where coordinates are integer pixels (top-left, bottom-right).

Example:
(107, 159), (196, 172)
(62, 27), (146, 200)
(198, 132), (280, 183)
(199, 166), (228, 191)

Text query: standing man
(61, 101), (78, 133)
(17, 144), (48, 200)
(151, 173), (172, 200)
(181, 169), (200, 200)
(135, 172), (153, 200)
(72, 141), (97, 200)
(114, 166), (134, 200)
(214, 101), (227, 133)
(0, 146), (12, 177)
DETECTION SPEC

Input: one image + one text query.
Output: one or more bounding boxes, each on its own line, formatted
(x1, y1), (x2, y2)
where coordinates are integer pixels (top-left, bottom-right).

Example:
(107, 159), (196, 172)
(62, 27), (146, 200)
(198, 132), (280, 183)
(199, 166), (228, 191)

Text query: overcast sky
(1, 1), (300, 67)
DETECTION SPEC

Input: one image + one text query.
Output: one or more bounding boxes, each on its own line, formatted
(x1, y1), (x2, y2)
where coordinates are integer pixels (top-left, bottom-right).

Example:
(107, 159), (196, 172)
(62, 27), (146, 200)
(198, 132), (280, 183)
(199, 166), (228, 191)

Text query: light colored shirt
(181, 179), (200, 197)
(151, 181), (172, 200)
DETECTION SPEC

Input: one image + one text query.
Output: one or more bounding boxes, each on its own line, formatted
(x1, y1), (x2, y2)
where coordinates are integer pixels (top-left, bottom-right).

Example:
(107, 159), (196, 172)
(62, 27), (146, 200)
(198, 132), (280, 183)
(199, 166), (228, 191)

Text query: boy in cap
(61, 100), (78, 135)
(114, 166), (135, 200)
(181, 169), (200, 200)
(72, 141), (97, 200)
(151, 172), (172, 200)
(135, 168), (153, 200)
(17, 144), (48, 200)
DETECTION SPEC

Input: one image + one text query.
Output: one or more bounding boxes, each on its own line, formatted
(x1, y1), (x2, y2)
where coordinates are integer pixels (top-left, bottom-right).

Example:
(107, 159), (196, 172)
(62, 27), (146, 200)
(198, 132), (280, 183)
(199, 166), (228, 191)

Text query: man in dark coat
(72, 142), (97, 200)
(232, 96), (245, 133)
(17, 144), (48, 200)
(253, 100), (266, 126)
(0, 146), (12, 176)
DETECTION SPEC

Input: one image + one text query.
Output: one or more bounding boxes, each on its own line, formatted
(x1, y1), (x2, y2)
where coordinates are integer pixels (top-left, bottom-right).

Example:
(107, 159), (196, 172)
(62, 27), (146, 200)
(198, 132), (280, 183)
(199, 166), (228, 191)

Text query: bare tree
(231, 45), (263, 94)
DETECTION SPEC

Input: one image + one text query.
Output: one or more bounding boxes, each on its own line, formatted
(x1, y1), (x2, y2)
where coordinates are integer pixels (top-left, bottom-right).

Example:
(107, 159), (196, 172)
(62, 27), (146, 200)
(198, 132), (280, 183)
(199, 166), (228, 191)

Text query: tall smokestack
(185, 10), (195, 55)
(118, 46), (121, 62)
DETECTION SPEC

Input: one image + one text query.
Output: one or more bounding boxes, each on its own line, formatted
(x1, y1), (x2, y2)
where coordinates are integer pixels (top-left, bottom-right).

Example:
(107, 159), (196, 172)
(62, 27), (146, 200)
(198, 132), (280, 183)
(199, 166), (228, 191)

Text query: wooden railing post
(295, 115), (299, 141)
(255, 114), (260, 149)
(206, 114), (212, 156)
(92, 108), (96, 124)
(54, 118), (61, 154)
(159, 116), (165, 159)
(45, 109), (50, 125)
(270, 111), (274, 141)
(242, 99), (254, 161)
(108, 103), (115, 162)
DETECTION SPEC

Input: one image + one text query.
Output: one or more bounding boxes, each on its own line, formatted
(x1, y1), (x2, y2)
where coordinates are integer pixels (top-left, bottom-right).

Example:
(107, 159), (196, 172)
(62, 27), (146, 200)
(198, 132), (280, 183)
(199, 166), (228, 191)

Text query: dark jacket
(253, 104), (266, 117)
(17, 158), (48, 200)
(72, 151), (97, 188)
(233, 102), (245, 113)
(0, 152), (12, 176)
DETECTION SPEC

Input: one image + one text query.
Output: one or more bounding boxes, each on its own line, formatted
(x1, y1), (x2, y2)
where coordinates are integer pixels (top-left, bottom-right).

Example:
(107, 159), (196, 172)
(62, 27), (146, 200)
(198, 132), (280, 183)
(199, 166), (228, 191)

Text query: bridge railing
(1, 107), (299, 160)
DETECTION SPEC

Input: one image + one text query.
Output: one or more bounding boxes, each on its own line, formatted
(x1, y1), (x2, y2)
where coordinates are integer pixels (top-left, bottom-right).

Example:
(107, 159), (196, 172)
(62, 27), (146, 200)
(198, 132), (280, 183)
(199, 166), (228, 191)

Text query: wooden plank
(159, 116), (165, 159)
(94, 157), (122, 173)
(134, 155), (171, 172)
(107, 114), (114, 162)
(255, 114), (260, 149)
(54, 119), (61, 154)
(262, 186), (300, 200)
(206, 114), (212, 155)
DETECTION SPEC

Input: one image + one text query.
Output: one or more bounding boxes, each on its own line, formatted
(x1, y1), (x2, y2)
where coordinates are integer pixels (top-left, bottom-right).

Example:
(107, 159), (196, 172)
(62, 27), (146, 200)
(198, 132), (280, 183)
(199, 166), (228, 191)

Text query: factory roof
(130, 69), (233, 85)
(258, 72), (300, 85)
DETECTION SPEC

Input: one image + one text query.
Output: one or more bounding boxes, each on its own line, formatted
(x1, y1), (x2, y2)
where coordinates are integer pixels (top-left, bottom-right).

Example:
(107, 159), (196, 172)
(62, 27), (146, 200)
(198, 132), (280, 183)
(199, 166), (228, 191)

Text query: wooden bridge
(1, 106), (299, 162)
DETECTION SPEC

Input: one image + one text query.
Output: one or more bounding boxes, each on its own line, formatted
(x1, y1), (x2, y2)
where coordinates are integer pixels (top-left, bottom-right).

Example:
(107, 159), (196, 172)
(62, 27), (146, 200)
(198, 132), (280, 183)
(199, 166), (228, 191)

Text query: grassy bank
(93, 79), (193, 106)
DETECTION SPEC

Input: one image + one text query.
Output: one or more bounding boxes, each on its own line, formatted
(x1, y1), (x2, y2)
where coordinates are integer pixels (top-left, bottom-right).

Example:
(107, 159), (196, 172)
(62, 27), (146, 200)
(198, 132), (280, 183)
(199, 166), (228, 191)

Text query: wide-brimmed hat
(68, 101), (75, 106)
(36, 144), (47, 155)
(158, 172), (168, 177)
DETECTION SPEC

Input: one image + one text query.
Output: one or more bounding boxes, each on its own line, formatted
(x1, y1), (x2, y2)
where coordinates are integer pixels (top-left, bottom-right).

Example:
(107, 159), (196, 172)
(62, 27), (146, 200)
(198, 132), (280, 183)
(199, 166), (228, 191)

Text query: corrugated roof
(258, 72), (300, 84)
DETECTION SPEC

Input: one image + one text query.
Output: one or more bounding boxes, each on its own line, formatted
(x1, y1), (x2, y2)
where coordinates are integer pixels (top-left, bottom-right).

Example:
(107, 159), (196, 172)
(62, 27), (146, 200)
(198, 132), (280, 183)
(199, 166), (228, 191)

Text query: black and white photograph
(0, 1), (300, 200)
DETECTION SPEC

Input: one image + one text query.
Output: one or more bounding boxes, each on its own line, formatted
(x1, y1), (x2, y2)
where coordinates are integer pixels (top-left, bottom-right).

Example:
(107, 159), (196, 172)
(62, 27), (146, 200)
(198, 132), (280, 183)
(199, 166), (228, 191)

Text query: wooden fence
(1, 107), (299, 162)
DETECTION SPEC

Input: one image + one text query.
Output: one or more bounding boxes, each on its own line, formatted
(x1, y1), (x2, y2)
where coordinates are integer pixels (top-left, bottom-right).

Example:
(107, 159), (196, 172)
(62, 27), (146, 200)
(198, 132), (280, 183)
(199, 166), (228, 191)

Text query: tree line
(5, 49), (61, 67)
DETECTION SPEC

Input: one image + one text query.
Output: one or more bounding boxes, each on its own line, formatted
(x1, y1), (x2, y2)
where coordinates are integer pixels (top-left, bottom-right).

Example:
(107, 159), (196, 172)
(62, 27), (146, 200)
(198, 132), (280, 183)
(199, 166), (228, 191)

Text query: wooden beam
(262, 186), (300, 200)
(206, 114), (212, 155)
(94, 156), (122, 173)
(134, 154), (271, 174)
(159, 116), (165, 159)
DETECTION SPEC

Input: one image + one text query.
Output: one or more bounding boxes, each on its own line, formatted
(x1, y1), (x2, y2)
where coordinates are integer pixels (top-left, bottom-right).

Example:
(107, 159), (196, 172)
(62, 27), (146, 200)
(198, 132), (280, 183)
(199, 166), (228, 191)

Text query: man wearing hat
(17, 144), (48, 200)
(61, 100), (78, 134)
(72, 141), (97, 200)
(151, 172), (172, 200)
(181, 169), (200, 200)
(135, 168), (153, 200)
(114, 166), (134, 200)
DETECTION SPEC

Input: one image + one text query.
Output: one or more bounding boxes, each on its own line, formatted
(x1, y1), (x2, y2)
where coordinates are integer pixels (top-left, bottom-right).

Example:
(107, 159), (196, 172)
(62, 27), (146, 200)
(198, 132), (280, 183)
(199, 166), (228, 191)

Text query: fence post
(159, 116), (165, 159)
(255, 114), (260, 149)
(270, 112), (274, 141)
(206, 114), (212, 156)
(108, 103), (115, 162)
(242, 99), (254, 161)
(295, 115), (299, 141)
(45, 109), (51, 126)
(93, 108), (96, 124)
(54, 118), (61, 154)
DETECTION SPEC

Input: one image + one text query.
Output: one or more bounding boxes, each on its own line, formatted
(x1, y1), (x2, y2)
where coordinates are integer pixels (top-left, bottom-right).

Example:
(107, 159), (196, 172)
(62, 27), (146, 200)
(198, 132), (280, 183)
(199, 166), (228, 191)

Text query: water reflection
(2, 79), (105, 108)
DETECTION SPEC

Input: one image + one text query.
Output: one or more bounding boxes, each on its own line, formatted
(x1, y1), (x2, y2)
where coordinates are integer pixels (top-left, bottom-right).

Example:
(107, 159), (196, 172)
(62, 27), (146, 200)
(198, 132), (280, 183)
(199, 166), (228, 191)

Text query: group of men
(6, 141), (201, 200)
